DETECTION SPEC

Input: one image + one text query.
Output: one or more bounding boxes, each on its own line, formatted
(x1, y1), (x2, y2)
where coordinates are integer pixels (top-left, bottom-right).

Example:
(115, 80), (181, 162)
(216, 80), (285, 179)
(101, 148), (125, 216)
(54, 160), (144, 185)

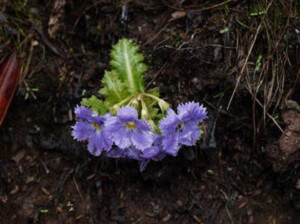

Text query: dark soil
(0, 0), (299, 223)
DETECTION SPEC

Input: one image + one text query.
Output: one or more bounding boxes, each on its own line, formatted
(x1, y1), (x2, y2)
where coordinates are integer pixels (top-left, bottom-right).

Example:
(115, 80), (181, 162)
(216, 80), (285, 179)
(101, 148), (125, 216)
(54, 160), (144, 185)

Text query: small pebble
(207, 170), (214, 175)
(162, 213), (171, 222)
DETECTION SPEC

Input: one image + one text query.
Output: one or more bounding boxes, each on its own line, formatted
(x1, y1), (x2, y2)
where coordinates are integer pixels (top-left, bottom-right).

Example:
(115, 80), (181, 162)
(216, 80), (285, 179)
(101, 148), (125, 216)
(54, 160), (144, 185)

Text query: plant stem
(110, 95), (134, 112)
(141, 93), (161, 102)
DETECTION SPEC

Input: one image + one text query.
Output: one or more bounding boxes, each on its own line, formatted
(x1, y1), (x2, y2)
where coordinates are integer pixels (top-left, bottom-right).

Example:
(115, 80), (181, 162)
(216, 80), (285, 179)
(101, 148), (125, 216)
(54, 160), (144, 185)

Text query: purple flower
(138, 135), (167, 172)
(141, 135), (165, 160)
(179, 121), (200, 146)
(159, 102), (207, 156)
(106, 146), (141, 160)
(72, 102), (206, 172)
(107, 136), (166, 162)
(72, 121), (94, 141)
(139, 152), (166, 172)
(106, 147), (125, 158)
(159, 109), (181, 156)
(178, 102), (207, 122)
(125, 147), (141, 160)
(74, 105), (93, 120)
(106, 146), (149, 172)
(72, 106), (112, 156)
(107, 106), (154, 151)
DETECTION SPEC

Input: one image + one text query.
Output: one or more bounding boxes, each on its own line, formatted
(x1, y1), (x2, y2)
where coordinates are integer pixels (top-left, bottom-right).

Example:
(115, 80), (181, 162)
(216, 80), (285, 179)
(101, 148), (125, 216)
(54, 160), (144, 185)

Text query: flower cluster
(72, 102), (207, 171)
(71, 38), (207, 171)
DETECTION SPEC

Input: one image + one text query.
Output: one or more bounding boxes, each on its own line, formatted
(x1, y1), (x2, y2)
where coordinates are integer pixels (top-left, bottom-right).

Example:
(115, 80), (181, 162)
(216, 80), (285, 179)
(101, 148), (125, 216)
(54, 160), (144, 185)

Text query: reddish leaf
(0, 52), (21, 127)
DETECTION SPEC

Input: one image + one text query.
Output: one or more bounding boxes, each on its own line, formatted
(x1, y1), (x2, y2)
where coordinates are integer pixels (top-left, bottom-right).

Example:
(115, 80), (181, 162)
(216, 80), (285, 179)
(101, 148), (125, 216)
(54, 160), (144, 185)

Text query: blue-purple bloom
(106, 146), (125, 158)
(106, 136), (167, 172)
(72, 102), (206, 172)
(106, 146), (141, 160)
(107, 106), (154, 151)
(123, 147), (141, 160)
(141, 135), (165, 160)
(137, 135), (167, 171)
(72, 106), (112, 156)
(74, 105), (93, 120)
(159, 102), (207, 156)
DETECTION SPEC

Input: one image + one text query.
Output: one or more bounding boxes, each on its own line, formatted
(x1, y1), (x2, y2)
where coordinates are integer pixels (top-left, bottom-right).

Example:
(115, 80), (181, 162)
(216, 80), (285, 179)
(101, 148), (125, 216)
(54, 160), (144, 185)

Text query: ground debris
(48, 0), (66, 39)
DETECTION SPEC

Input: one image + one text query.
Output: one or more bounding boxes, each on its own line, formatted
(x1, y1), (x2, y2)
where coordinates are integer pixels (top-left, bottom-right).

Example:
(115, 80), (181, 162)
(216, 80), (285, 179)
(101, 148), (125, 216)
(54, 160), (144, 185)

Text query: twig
(250, 91), (284, 133)
(146, 61), (168, 88)
(144, 23), (169, 46)
(193, 0), (236, 12)
(73, 177), (83, 199)
(39, 159), (49, 174)
(225, 204), (235, 224)
(219, 189), (235, 224)
(161, 0), (182, 10)
(226, 0), (274, 110)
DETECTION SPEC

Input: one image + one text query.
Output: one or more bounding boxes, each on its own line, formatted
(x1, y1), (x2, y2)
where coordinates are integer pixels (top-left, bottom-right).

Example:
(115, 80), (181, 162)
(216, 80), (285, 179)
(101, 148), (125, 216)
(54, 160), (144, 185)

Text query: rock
(266, 110), (300, 171)
(162, 213), (171, 222)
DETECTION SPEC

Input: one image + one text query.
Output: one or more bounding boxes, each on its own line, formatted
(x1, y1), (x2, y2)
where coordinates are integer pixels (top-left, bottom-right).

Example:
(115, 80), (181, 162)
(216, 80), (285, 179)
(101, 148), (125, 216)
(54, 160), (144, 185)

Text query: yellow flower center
(176, 122), (185, 131)
(93, 123), (102, 131)
(125, 122), (137, 130)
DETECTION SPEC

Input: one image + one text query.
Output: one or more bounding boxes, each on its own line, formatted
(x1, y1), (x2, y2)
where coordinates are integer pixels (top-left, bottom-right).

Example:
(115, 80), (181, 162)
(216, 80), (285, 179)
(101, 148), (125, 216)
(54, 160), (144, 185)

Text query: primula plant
(72, 38), (207, 171)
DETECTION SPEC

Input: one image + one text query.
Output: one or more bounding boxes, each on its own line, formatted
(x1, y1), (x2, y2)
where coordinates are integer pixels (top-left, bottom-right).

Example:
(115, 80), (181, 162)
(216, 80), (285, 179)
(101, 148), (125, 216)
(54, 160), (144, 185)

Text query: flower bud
(130, 98), (139, 109)
(141, 100), (149, 120)
(141, 108), (148, 120)
(110, 105), (119, 115)
(158, 100), (170, 112)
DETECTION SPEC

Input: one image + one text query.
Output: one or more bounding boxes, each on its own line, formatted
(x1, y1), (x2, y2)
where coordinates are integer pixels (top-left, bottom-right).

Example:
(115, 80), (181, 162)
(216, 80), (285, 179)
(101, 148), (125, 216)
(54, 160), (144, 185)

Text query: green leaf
(147, 88), (160, 97)
(81, 96), (107, 115)
(110, 38), (148, 94)
(99, 71), (130, 106)
(250, 10), (266, 16)
(148, 107), (159, 120)
(143, 88), (160, 110)
(219, 27), (229, 34)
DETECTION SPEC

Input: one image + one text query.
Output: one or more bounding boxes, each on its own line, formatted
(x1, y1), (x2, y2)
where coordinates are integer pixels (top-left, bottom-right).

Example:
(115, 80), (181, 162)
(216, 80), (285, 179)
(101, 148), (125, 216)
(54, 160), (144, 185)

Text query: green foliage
(144, 88), (160, 120)
(219, 27), (229, 34)
(110, 38), (148, 94)
(250, 2), (266, 17)
(81, 96), (107, 115)
(99, 71), (130, 107)
(147, 88), (160, 97)
(255, 54), (263, 72)
(80, 38), (170, 127)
